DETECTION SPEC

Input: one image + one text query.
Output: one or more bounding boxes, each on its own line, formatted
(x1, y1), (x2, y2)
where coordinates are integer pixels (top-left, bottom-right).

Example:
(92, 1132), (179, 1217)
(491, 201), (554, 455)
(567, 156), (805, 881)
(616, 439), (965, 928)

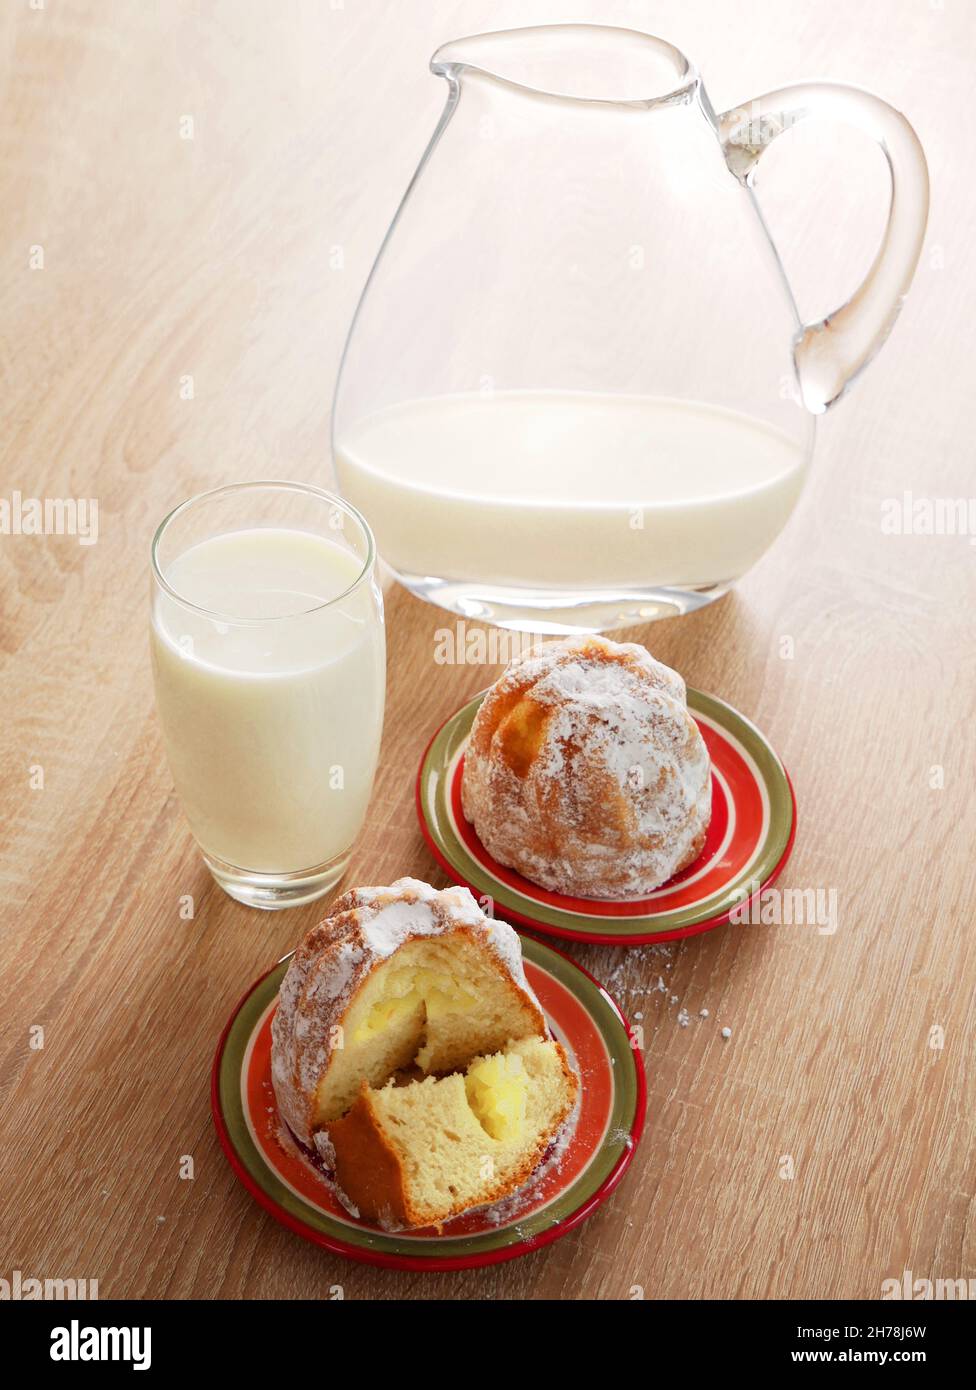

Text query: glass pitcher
(332, 24), (928, 633)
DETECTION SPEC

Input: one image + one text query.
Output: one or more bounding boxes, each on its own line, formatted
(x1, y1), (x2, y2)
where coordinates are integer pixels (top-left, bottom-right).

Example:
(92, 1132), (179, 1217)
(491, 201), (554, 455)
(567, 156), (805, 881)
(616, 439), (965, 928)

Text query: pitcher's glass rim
(150, 480), (376, 625)
(430, 24), (699, 109)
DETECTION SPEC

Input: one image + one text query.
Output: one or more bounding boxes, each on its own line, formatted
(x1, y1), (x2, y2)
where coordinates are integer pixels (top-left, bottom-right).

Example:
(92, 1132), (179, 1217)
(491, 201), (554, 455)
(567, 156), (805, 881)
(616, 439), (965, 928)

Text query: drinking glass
(150, 482), (385, 909)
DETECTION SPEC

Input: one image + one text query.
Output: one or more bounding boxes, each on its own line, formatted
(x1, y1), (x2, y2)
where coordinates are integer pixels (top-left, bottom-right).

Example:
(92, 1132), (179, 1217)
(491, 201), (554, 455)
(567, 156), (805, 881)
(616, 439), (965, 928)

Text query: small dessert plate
(417, 687), (796, 946)
(212, 936), (645, 1270)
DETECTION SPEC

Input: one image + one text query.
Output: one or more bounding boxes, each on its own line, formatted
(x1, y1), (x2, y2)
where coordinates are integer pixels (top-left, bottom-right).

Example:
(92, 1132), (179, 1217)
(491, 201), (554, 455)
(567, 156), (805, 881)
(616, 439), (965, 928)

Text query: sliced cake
(271, 878), (578, 1228)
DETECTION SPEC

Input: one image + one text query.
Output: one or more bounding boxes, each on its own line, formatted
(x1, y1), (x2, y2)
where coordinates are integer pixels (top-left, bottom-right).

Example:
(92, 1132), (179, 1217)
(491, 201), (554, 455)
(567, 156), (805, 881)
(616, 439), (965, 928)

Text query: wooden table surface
(2, 0), (974, 1301)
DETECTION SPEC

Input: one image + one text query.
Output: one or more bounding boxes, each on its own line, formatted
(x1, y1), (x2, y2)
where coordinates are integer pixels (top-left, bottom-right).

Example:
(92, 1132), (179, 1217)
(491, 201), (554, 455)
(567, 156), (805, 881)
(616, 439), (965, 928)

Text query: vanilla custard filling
(465, 1053), (529, 1141)
(351, 967), (478, 1045)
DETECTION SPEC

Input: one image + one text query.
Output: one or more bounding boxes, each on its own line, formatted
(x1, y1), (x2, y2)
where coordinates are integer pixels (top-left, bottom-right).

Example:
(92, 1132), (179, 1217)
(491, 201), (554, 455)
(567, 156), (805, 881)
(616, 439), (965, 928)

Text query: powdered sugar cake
(270, 878), (578, 1229)
(213, 925), (644, 1267)
(461, 636), (712, 899)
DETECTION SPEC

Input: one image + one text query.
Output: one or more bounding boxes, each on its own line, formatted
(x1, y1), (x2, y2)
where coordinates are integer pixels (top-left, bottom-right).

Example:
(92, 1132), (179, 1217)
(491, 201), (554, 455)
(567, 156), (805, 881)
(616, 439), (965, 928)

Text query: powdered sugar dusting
(462, 636), (712, 898)
(362, 900), (436, 957)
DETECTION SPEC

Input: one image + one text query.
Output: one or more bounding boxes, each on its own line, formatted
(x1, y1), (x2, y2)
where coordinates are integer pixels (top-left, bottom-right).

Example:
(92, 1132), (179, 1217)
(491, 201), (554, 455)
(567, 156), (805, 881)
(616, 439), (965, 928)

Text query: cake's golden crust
(461, 636), (712, 899)
(325, 1083), (415, 1228)
(324, 1041), (579, 1230)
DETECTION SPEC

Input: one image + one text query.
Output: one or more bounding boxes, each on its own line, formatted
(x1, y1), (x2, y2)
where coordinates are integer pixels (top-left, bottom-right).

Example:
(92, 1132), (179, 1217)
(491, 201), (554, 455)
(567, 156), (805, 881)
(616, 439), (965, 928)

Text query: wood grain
(1, 0), (974, 1300)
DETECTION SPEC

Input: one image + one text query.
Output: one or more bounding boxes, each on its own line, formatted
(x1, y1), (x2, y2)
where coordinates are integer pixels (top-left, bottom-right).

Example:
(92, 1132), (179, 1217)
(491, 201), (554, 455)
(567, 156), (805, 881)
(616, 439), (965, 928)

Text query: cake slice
(321, 1035), (577, 1230)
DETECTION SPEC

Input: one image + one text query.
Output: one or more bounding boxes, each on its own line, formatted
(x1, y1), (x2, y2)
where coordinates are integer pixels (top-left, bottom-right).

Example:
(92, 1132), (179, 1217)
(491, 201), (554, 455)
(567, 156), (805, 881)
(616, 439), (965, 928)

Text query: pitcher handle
(718, 84), (929, 414)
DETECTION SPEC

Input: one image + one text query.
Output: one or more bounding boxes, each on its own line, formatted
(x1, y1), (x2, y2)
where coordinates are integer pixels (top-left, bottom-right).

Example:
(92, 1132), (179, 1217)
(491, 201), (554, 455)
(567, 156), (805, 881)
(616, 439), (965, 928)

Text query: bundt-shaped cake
(271, 878), (578, 1229)
(461, 636), (712, 899)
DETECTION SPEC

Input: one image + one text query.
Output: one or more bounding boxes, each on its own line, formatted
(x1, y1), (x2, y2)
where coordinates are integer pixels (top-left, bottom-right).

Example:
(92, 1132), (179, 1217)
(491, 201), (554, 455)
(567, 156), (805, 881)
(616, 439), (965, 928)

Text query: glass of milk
(150, 482), (385, 910)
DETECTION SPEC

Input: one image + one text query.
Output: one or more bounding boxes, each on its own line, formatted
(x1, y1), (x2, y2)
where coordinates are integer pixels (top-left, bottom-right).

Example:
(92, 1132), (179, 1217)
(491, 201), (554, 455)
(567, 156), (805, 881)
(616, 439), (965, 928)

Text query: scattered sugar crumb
(677, 1008), (690, 1028)
(721, 1027), (732, 1040)
(699, 1008), (709, 1019)
(602, 944), (676, 997)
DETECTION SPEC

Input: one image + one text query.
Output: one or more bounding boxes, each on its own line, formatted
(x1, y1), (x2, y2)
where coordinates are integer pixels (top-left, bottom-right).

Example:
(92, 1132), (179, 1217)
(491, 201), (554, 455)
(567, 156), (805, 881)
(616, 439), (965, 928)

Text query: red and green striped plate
(211, 935), (645, 1270)
(417, 687), (796, 946)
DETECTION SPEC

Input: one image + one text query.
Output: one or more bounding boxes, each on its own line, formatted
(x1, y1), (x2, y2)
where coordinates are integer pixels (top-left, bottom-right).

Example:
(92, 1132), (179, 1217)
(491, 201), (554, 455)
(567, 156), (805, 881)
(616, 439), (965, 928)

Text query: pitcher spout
(430, 24), (698, 109)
